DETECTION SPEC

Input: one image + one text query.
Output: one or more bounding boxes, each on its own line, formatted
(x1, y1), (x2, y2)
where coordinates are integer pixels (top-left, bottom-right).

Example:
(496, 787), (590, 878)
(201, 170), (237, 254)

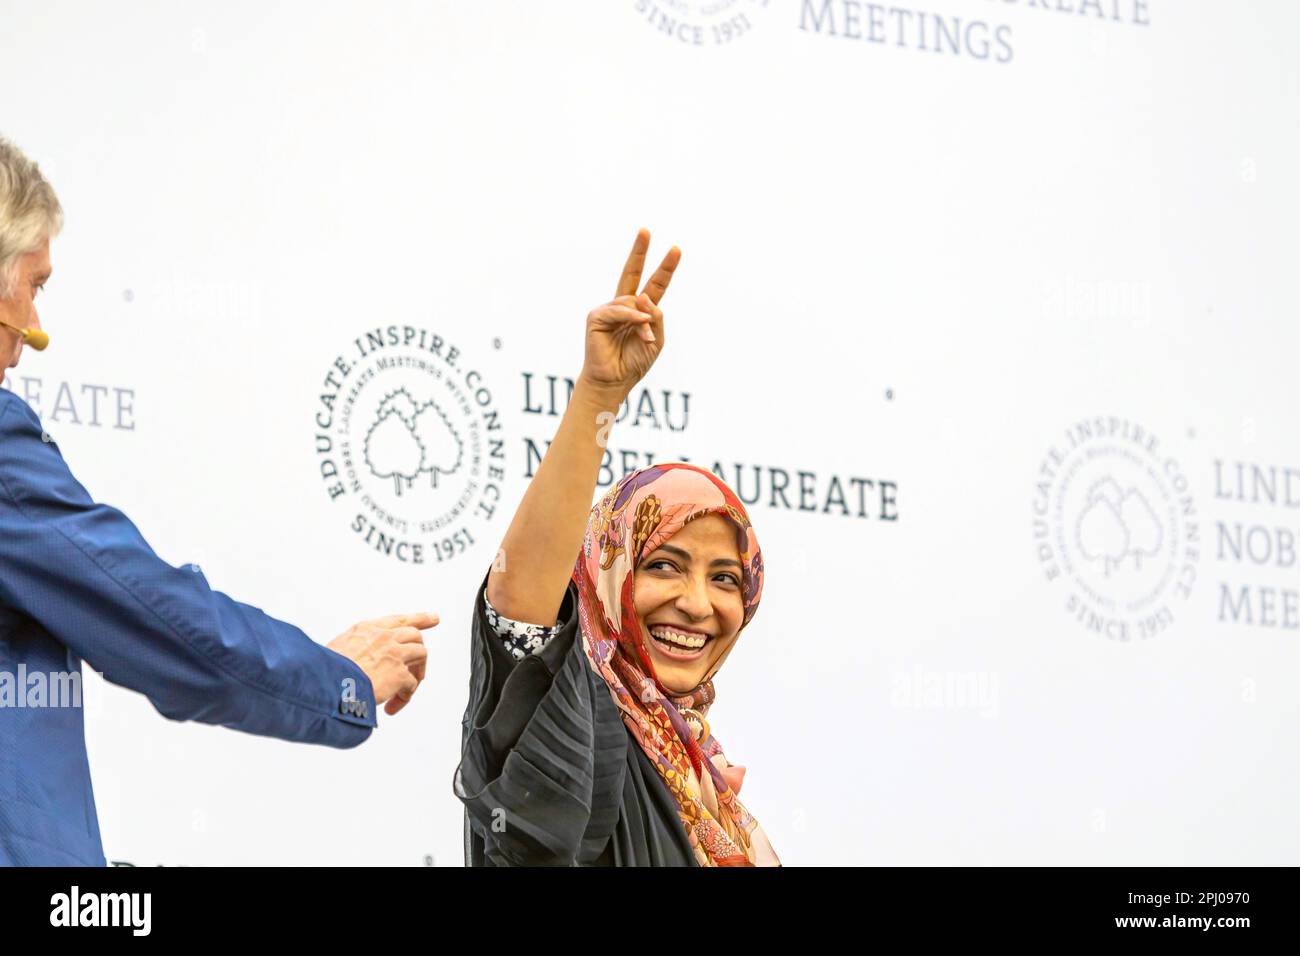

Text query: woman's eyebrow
(655, 544), (693, 562)
(654, 544), (742, 571)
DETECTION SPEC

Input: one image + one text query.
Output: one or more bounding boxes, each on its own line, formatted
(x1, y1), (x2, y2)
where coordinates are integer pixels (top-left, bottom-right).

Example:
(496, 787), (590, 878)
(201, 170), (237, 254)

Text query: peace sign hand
(579, 228), (681, 404)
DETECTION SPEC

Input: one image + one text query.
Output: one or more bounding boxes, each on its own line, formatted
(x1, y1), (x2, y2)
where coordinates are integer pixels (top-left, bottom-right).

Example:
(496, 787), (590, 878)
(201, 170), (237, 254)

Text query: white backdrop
(2, 0), (1298, 865)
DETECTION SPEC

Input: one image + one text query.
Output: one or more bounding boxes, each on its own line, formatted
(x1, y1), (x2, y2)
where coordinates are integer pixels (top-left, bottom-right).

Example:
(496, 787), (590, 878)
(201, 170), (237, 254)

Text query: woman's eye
(715, 573), (741, 587)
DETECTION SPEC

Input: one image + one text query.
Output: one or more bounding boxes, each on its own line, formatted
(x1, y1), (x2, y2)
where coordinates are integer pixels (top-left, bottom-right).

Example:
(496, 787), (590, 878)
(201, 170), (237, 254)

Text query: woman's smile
(646, 623), (714, 660)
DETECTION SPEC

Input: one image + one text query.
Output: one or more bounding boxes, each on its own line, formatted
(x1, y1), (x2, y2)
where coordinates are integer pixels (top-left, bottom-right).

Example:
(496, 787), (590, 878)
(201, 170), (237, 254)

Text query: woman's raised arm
(485, 229), (680, 626)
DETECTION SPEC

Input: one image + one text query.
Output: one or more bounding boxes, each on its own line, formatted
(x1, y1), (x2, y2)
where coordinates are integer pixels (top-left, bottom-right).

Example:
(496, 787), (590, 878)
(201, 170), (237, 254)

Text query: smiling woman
(638, 513), (747, 690)
(453, 229), (780, 867)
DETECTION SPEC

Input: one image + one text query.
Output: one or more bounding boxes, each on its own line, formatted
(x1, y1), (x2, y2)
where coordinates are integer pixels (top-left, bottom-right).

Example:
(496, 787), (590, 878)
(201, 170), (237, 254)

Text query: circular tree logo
(1032, 417), (1199, 641)
(634, 0), (770, 47)
(313, 326), (506, 565)
(364, 388), (464, 495)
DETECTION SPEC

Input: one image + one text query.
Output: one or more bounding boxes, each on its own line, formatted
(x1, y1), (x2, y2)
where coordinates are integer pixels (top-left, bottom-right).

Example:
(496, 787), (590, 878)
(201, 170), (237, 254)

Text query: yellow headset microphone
(0, 319), (49, 351)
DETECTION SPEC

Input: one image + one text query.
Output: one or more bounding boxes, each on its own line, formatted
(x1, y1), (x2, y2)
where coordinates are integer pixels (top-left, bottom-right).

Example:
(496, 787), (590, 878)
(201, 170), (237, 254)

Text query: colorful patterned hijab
(573, 462), (780, 867)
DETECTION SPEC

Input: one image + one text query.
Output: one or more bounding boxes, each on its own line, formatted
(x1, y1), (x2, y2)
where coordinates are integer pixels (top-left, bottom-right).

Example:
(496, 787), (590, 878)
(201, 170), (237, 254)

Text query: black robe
(455, 572), (697, 866)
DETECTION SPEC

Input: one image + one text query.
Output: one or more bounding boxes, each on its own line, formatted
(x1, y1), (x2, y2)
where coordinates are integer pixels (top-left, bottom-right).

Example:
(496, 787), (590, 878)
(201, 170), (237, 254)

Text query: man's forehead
(26, 242), (51, 279)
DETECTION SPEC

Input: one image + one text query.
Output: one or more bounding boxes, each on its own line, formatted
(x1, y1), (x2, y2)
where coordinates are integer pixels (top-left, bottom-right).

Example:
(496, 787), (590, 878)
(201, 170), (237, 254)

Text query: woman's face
(634, 512), (746, 695)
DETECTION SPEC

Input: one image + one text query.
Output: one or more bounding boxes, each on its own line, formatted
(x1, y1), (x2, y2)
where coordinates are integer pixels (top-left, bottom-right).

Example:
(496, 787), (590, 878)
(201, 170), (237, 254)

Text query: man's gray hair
(0, 136), (63, 300)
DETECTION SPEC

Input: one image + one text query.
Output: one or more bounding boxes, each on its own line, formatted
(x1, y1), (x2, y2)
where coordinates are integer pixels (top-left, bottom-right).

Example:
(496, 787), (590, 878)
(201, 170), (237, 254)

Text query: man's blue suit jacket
(0, 387), (376, 865)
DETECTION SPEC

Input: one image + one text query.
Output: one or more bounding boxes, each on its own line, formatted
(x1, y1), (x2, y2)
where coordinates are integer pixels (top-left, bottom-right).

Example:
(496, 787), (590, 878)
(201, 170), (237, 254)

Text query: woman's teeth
(650, 626), (709, 651)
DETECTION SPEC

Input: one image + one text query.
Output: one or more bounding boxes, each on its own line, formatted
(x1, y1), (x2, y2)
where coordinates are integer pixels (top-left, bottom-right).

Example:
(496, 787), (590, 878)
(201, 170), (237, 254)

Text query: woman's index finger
(616, 228), (651, 298)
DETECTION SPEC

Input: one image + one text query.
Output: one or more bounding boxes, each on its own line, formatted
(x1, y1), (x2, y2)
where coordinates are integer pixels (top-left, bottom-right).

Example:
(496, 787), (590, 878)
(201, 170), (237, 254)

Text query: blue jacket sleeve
(0, 390), (375, 748)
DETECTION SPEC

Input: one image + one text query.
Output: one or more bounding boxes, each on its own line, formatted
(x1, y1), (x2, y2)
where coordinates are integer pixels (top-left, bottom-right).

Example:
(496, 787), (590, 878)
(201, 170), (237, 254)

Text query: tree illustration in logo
(410, 400), (463, 488)
(365, 408), (424, 496)
(363, 387), (464, 496)
(376, 389), (420, 427)
(1076, 476), (1164, 576)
